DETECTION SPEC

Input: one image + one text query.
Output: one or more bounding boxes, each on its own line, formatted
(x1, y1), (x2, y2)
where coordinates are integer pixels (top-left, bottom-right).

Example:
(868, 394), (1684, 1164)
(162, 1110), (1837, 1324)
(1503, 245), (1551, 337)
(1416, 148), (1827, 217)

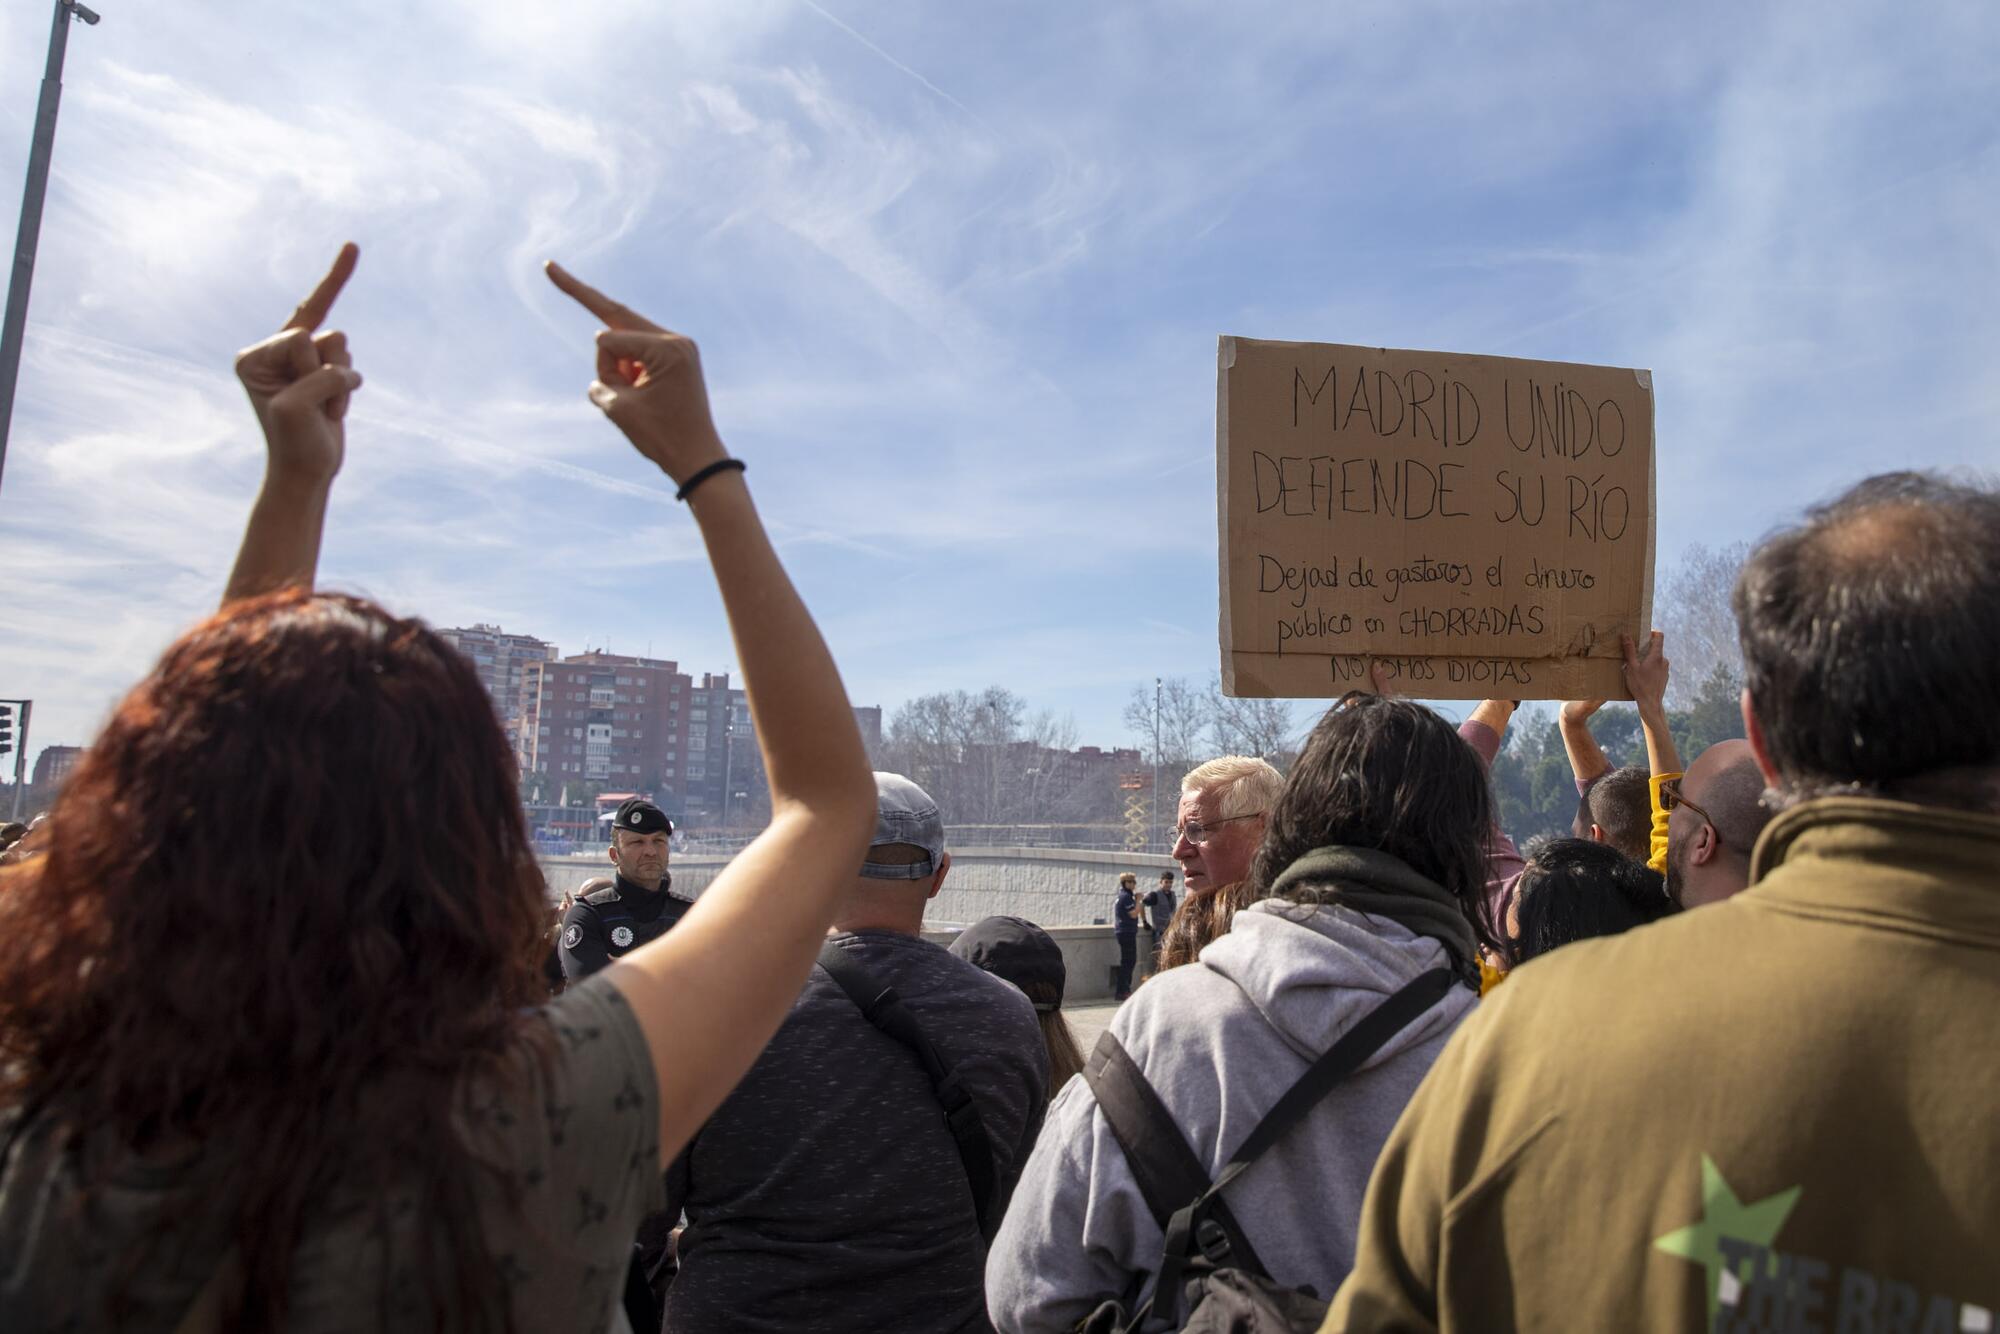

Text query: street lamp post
(0, 0), (100, 498)
(720, 714), (734, 831)
(1152, 676), (1162, 853)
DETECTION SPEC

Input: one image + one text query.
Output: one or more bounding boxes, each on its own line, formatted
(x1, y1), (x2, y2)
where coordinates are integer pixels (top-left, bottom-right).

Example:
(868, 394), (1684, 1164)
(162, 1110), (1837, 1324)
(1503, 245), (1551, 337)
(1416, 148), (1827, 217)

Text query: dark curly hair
(1511, 837), (1674, 963)
(0, 590), (552, 1331)
(1245, 693), (1498, 958)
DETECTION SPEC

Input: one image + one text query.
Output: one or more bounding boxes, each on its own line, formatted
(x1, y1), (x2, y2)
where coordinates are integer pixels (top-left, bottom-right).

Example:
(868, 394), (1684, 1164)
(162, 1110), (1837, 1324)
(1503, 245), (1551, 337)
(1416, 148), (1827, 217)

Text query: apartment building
(30, 744), (85, 789)
(435, 624), (559, 750)
(519, 652), (694, 813)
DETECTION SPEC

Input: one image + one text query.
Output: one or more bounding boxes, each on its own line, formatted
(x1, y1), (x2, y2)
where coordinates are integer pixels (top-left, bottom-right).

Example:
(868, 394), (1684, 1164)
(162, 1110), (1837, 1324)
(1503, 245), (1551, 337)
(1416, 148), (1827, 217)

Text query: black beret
(614, 798), (673, 836)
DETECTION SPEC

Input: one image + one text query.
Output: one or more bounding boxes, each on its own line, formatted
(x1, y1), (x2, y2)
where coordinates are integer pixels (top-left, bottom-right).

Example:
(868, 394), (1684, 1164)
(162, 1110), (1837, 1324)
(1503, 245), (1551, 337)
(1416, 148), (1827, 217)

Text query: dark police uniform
(1142, 883), (1177, 976)
(558, 799), (695, 982)
(1112, 884), (1140, 1000)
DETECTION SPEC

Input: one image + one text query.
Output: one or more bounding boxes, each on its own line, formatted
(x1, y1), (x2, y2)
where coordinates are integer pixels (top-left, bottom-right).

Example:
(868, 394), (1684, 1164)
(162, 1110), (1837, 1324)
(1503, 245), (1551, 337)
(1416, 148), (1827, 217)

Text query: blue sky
(1, 1), (1996, 772)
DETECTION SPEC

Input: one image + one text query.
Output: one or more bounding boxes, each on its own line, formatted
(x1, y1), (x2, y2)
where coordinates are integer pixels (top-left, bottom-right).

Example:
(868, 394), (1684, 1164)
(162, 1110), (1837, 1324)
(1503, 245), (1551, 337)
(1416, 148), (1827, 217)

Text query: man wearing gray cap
(656, 772), (1048, 1333)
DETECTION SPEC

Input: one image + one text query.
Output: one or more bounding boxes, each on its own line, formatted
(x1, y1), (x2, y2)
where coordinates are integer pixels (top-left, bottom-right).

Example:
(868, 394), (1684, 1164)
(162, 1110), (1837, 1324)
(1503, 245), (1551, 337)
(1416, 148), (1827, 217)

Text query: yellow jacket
(1647, 770), (1679, 872)
(1325, 797), (2000, 1331)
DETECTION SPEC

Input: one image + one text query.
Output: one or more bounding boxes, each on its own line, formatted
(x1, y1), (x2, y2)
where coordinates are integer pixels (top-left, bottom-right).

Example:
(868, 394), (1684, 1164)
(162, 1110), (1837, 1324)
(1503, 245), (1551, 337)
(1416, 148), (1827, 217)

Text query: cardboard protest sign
(1217, 337), (1655, 700)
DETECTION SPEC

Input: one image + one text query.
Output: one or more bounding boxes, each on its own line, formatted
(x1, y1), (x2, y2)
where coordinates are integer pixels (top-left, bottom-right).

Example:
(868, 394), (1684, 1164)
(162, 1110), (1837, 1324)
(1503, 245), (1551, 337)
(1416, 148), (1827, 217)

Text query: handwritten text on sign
(1217, 338), (1655, 700)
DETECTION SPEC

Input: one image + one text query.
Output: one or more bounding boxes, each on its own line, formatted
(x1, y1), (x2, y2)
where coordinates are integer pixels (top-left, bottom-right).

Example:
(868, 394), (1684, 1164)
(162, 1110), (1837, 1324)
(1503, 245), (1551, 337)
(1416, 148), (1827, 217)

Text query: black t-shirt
(558, 873), (694, 981)
(1143, 886), (1177, 933)
(663, 929), (1048, 1333)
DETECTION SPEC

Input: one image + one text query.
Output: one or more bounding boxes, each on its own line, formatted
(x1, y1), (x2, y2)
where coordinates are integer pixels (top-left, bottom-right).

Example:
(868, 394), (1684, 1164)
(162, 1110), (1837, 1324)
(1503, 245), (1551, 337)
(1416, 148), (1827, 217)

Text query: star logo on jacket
(561, 924), (582, 950)
(1653, 1155), (1992, 1332)
(1654, 1155), (1800, 1322)
(611, 925), (634, 948)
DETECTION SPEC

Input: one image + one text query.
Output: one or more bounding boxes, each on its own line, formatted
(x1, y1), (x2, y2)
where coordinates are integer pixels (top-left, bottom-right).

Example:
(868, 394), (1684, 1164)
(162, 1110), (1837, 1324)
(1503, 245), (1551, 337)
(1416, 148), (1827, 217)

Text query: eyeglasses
(1657, 776), (1720, 844)
(1173, 813), (1264, 846)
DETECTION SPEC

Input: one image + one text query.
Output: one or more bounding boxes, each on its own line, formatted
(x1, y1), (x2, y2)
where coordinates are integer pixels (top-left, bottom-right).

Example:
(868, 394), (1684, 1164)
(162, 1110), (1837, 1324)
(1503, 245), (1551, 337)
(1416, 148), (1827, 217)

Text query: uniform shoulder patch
(562, 924), (583, 951)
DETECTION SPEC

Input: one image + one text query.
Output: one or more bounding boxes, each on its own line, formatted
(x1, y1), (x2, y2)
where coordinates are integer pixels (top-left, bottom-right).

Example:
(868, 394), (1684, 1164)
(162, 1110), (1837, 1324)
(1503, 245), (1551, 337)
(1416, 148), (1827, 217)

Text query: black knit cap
(949, 916), (1066, 1012)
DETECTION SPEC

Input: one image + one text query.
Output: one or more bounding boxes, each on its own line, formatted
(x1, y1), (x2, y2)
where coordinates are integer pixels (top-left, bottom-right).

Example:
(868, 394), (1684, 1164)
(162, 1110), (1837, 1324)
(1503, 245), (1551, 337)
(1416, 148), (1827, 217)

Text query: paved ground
(1067, 1000), (1122, 1052)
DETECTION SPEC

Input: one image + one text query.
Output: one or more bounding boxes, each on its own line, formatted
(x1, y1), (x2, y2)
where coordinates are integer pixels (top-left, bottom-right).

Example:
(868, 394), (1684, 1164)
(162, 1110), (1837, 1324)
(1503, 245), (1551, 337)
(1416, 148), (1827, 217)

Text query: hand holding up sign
(1369, 659), (1397, 698)
(1622, 631), (1684, 776)
(544, 261), (730, 488)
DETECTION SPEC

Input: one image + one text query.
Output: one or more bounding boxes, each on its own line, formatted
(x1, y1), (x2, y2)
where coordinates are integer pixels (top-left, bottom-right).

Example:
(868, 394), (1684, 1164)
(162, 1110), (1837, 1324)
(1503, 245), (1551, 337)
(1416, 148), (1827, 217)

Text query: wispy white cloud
(794, 0), (990, 133)
(2, 0), (1996, 770)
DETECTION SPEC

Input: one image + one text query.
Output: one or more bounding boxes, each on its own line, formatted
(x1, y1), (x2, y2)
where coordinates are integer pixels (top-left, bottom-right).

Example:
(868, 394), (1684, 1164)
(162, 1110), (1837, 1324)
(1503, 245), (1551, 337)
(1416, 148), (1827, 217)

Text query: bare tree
(1653, 541), (1750, 710)
(880, 692), (960, 800)
(879, 687), (1028, 824)
(998, 709), (1081, 825)
(1024, 708), (1078, 753)
(1207, 676), (1297, 763)
(1123, 676), (1213, 782)
(966, 687), (1027, 821)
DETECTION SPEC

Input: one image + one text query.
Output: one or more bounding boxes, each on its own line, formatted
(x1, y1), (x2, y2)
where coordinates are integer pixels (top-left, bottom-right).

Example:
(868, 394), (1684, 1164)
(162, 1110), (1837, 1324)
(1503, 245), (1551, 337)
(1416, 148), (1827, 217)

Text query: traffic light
(0, 704), (12, 758)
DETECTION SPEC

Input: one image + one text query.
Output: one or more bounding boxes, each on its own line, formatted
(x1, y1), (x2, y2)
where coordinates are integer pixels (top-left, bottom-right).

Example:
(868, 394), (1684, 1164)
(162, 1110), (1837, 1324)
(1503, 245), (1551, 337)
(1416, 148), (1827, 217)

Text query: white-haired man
(1171, 755), (1284, 895)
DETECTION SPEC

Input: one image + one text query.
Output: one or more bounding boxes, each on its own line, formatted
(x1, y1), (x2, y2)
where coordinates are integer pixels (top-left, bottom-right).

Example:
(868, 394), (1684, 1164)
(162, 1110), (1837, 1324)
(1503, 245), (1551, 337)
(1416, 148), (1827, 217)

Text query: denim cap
(861, 771), (945, 880)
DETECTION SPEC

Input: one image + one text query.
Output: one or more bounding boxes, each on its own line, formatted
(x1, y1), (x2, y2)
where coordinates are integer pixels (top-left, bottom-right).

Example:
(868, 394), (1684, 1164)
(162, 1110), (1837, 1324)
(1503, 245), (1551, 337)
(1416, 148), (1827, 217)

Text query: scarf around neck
(1266, 845), (1480, 985)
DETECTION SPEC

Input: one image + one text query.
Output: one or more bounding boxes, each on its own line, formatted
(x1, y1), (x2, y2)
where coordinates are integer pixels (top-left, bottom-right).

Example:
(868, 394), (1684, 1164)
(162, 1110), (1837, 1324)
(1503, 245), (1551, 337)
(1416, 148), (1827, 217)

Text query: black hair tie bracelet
(676, 457), (746, 502)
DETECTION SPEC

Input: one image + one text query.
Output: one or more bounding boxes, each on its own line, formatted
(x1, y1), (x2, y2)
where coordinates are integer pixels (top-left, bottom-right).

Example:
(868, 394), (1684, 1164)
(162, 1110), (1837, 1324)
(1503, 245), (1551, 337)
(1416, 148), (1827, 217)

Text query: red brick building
(519, 653), (694, 815)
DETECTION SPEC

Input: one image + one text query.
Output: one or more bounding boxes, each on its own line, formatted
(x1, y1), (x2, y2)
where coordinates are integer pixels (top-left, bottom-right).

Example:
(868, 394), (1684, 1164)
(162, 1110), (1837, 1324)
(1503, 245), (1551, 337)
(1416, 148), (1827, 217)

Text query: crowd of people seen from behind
(0, 244), (1994, 1333)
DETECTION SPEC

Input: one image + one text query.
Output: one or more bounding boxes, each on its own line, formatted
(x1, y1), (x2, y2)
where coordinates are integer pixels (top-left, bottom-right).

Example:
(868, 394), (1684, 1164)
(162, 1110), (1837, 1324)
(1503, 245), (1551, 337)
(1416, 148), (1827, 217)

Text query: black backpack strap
(1148, 966), (1458, 1322)
(1082, 1031), (1265, 1278)
(1209, 968), (1456, 1196)
(817, 943), (1002, 1243)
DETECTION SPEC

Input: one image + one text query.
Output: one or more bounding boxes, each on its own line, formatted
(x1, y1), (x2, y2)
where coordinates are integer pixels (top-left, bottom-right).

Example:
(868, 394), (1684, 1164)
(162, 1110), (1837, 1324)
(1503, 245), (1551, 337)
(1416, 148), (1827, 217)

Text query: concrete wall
(927, 846), (1177, 931)
(919, 923), (1149, 1004)
(540, 845), (1176, 928)
(539, 846), (1175, 1004)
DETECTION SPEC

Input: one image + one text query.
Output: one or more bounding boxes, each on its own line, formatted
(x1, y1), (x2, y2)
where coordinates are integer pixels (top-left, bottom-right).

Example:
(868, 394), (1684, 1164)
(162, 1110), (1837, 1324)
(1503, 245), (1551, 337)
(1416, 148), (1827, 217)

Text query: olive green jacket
(1325, 796), (2000, 1332)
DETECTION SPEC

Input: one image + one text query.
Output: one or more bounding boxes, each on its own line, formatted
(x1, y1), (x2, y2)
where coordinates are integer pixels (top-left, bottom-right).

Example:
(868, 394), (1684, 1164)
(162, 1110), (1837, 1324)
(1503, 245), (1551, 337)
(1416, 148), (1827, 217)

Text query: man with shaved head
(1658, 739), (1771, 907)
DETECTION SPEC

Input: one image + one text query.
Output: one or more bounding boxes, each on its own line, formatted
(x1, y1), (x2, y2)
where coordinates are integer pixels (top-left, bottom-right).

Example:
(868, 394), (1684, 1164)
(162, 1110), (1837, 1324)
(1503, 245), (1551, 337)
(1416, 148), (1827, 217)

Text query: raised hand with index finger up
(234, 242), (363, 486)
(544, 261), (731, 490)
(224, 243), (366, 605)
(537, 258), (881, 1193)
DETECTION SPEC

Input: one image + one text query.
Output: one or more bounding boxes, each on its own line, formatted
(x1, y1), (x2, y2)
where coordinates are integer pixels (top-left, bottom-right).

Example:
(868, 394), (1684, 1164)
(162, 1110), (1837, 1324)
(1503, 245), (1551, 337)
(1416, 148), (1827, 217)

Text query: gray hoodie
(985, 898), (1478, 1333)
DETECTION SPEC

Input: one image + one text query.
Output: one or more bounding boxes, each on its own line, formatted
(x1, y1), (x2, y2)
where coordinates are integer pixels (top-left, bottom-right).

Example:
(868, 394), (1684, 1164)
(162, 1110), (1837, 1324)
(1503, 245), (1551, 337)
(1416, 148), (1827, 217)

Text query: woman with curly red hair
(0, 249), (877, 1333)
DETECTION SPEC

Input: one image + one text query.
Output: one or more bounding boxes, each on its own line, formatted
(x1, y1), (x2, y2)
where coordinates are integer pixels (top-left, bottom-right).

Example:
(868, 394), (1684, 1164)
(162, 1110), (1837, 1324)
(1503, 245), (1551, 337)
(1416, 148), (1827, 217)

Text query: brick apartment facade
(435, 624), (558, 752)
(439, 628), (887, 831)
(518, 652), (695, 814)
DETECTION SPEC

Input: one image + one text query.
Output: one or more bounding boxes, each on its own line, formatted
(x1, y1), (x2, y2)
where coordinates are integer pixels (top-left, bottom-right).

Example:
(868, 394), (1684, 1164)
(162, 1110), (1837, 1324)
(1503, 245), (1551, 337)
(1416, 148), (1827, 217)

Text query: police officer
(558, 798), (694, 981)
